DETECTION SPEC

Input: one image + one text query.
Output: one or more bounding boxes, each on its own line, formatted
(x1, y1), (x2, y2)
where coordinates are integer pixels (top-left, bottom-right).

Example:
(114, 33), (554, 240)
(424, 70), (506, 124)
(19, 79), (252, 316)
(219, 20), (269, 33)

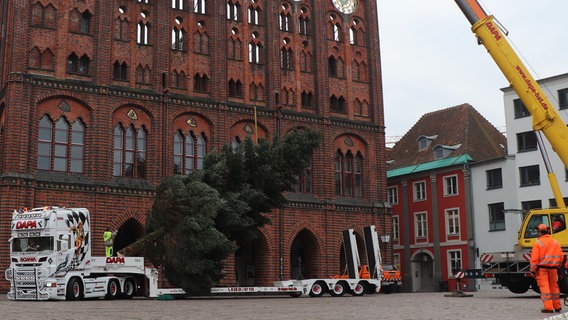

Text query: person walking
(103, 228), (115, 257)
(530, 224), (563, 313)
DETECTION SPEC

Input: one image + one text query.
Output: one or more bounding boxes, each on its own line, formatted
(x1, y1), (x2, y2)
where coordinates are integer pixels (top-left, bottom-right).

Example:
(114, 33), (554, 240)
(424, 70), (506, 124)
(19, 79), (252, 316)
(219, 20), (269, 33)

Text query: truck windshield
(12, 237), (54, 253)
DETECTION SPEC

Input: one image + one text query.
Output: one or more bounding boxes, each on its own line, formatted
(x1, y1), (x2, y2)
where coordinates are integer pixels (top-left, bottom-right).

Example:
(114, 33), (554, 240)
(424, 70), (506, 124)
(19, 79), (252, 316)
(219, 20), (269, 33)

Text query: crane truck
(5, 206), (183, 300)
(455, 0), (568, 294)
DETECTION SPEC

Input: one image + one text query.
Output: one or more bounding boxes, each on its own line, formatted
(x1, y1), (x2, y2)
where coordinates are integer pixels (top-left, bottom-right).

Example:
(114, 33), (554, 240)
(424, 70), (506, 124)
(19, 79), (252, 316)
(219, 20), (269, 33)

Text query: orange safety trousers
(536, 268), (561, 311)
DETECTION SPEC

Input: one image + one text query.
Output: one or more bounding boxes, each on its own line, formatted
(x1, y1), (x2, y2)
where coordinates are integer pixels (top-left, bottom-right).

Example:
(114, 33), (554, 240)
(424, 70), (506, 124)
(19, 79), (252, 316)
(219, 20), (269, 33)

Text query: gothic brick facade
(0, 0), (389, 291)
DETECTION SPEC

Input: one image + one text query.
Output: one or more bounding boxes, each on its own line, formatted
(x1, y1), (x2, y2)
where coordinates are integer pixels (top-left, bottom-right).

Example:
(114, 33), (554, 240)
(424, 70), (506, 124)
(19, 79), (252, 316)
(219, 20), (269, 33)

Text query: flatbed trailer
(211, 226), (383, 298)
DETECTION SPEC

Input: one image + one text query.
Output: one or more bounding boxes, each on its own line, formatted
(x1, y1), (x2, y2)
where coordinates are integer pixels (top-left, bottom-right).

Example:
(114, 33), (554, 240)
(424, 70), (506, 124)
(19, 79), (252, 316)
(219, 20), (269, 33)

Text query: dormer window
(417, 134), (437, 151)
(433, 144), (462, 159)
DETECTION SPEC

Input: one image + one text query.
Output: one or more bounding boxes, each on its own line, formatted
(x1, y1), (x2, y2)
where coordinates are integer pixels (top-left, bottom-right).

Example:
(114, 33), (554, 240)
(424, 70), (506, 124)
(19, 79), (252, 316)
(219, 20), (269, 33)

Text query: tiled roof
(386, 104), (507, 171)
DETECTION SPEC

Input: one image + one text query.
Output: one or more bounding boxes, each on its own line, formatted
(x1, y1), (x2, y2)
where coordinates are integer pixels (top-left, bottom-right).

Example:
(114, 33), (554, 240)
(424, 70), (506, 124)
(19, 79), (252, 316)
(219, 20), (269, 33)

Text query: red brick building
(0, 0), (388, 291)
(386, 104), (507, 292)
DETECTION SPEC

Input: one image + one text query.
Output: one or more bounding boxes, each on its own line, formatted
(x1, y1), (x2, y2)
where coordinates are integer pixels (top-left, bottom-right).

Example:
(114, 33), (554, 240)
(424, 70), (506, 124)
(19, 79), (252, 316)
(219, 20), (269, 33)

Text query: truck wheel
(559, 275), (568, 294)
(309, 282), (326, 297)
(122, 278), (136, 299)
(330, 281), (347, 297)
(105, 279), (121, 300)
(351, 281), (366, 296)
(506, 278), (530, 294)
(382, 284), (393, 294)
(66, 277), (84, 301)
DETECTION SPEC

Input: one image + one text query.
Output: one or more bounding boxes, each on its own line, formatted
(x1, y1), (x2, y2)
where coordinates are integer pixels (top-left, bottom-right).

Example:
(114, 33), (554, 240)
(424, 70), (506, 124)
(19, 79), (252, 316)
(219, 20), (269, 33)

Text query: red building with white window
(387, 104), (507, 292)
(0, 0), (389, 292)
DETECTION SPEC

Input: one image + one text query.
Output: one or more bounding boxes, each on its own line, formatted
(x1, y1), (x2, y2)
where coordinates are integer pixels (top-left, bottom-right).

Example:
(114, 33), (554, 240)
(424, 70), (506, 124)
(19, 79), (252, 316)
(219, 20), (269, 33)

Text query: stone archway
(411, 251), (434, 292)
(234, 232), (270, 286)
(290, 229), (319, 280)
(113, 218), (145, 256)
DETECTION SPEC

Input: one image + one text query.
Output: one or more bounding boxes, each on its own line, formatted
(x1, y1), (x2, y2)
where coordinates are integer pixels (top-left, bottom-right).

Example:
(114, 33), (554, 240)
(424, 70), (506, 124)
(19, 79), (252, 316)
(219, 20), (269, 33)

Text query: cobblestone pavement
(2, 290), (567, 320)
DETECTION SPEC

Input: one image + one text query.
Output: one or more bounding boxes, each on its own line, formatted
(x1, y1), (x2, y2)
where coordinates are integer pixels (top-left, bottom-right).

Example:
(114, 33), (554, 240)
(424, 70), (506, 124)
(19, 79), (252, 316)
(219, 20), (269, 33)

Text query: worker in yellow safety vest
(103, 228), (115, 257)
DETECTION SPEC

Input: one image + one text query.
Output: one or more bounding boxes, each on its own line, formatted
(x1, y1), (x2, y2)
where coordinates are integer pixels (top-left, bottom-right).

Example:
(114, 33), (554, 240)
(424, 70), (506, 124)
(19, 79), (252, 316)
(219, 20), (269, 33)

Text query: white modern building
(470, 72), (568, 290)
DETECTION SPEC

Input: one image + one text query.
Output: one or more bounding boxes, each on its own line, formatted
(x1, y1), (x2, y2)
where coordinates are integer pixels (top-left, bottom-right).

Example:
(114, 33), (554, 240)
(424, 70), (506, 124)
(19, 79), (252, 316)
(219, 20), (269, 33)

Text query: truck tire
(122, 278), (136, 299)
(506, 278), (530, 294)
(351, 281), (366, 296)
(309, 281), (326, 297)
(382, 284), (393, 294)
(66, 277), (84, 301)
(105, 278), (121, 299)
(330, 281), (347, 297)
(559, 275), (568, 294)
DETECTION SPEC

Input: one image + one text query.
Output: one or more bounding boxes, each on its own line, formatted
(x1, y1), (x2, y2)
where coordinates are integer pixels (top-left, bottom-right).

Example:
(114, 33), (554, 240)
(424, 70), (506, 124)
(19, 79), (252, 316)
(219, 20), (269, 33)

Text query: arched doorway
(234, 232), (269, 286)
(290, 229), (319, 280)
(411, 251), (434, 292)
(113, 218), (145, 256)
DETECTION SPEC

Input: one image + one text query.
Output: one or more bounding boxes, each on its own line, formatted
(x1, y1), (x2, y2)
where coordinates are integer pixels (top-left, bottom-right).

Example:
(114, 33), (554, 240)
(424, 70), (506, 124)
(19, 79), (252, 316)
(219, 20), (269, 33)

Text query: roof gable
(387, 104), (506, 171)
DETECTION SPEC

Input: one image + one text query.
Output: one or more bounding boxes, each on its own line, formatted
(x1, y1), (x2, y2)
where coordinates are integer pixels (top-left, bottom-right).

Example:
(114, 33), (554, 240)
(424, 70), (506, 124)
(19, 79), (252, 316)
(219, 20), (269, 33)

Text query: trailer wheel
(122, 278), (136, 299)
(506, 278), (530, 294)
(351, 281), (366, 296)
(330, 281), (347, 297)
(105, 279), (121, 300)
(381, 284), (393, 294)
(309, 281), (326, 297)
(66, 277), (84, 301)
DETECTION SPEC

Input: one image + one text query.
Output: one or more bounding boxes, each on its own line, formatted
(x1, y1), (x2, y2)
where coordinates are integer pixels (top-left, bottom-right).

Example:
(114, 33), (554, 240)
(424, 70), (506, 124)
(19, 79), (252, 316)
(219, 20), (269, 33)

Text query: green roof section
(387, 154), (473, 178)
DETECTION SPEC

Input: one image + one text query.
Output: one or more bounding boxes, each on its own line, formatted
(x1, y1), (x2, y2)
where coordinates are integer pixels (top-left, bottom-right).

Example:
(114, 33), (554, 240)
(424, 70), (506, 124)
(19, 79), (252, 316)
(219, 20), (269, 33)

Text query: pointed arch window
(248, 6), (260, 25)
(229, 79), (243, 97)
(281, 48), (293, 70)
(172, 28), (185, 50)
(174, 131), (207, 175)
(335, 150), (363, 197)
(137, 22), (150, 45)
(194, 0), (206, 14)
(249, 40), (261, 64)
(333, 24), (340, 41)
(31, 3), (57, 29)
(172, 0), (184, 10)
(113, 61), (128, 80)
(227, 1), (240, 21)
(194, 73), (209, 92)
(37, 115), (85, 173)
(279, 13), (291, 32)
(299, 16), (309, 35)
(296, 157), (313, 193)
(113, 124), (147, 178)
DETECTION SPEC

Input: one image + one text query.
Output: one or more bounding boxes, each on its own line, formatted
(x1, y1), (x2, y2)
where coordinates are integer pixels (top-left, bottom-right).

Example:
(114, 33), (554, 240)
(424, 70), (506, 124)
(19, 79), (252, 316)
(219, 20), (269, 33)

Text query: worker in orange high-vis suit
(530, 224), (563, 313)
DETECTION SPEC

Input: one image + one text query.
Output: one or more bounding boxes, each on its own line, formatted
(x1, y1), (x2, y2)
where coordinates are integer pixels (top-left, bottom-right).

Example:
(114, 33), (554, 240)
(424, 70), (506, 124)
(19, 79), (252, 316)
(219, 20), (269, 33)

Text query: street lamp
(380, 234), (390, 263)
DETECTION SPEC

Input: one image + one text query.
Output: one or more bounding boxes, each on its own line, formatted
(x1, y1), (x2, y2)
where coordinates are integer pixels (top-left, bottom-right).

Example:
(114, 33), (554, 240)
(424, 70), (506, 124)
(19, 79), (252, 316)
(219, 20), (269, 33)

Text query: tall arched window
(113, 124), (147, 178)
(174, 131), (207, 175)
(334, 151), (343, 195)
(334, 149), (363, 197)
(137, 22), (149, 45)
(37, 115), (85, 172)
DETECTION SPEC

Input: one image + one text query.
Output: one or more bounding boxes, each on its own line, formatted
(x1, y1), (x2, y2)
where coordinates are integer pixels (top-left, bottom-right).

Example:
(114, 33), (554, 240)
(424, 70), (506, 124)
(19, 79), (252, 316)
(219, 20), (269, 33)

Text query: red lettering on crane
(15, 220), (37, 229)
(485, 21), (501, 41)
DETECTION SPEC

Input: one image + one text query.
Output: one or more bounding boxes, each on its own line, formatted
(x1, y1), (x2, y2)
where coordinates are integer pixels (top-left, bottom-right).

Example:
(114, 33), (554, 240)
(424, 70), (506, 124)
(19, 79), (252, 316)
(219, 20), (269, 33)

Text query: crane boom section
(455, 0), (568, 169)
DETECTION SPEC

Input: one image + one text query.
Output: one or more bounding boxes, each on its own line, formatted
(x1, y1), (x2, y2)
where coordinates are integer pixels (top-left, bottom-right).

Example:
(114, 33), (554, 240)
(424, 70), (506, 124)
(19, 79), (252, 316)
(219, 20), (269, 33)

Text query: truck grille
(5, 267), (50, 300)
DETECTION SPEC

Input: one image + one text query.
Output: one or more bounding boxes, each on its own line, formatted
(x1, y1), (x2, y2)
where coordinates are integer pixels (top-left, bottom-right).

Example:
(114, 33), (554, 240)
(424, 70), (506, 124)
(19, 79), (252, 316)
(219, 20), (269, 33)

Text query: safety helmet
(537, 224), (549, 232)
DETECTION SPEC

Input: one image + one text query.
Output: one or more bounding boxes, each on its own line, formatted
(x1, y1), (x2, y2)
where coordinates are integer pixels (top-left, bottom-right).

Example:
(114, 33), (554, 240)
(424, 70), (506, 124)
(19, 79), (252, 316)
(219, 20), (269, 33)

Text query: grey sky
(377, 0), (568, 142)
